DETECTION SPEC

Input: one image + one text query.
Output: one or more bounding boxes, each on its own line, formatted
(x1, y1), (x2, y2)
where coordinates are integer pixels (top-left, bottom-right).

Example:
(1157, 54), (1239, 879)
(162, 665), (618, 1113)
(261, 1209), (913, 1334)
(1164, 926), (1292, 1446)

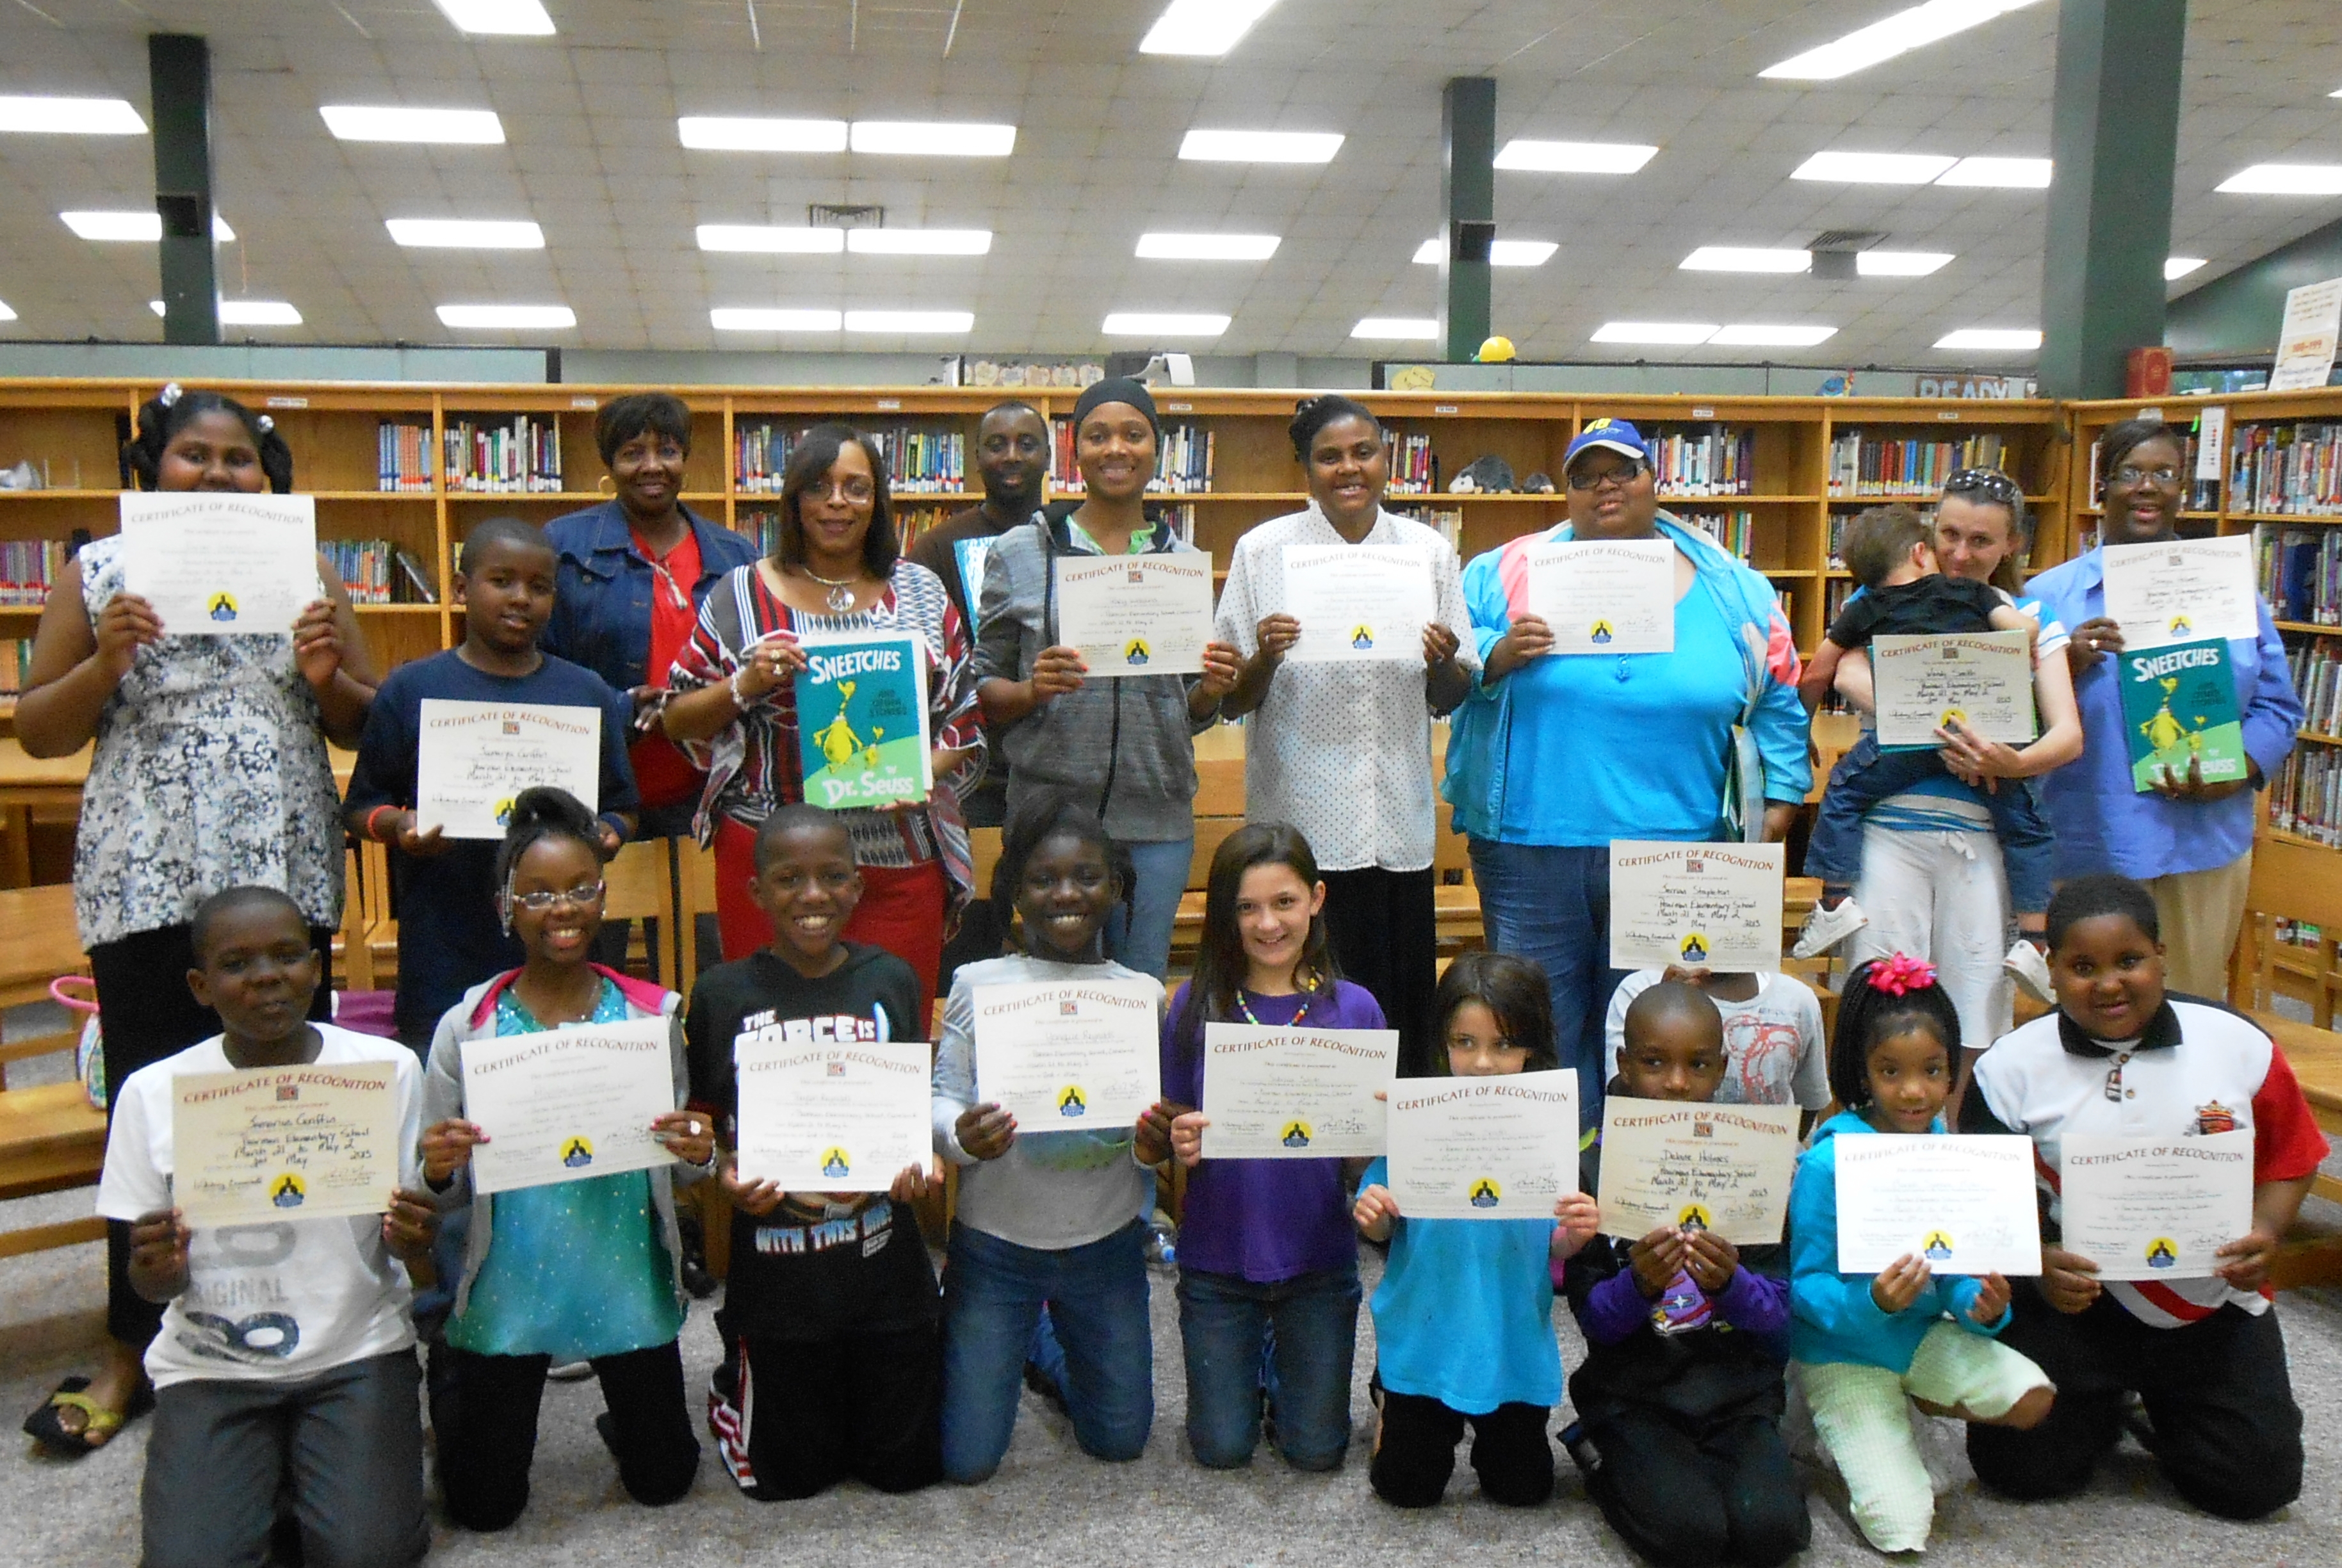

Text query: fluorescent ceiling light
(1709, 324), (1837, 347)
(1935, 155), (2051, 188)
(1761, 0), (2044, 80)
(0, 96), (145, 135)
(0, 299), (14, 321)
(844, 310), (975, 333)
(1140, 0), (1280, 56)
(436, 303), (575, 329)
(1792, 150), (1958, 184)
(1591, 322), (1719, 345)
(1351, 317), (1439, 339)
(1135, 232), (1280, 261)
(148, 299), (302, 325)
(1682, 246), (1810, 273)
(1493, 140), (1657, 174)
(1410, 238), (1556, 266)
(850, 121), (1015, 157)
(847, 229), (993, 255)
(1103, 311), (1230, 335)
(678, 116), (848, 152)
(712, 307), (842, 332)
(61, 210), (234, 241)
(386, 218), (543, 248)
(1934, 327), (2040, 350)
(695, 225), (843, 254)
(432, 0), (555, 35)
(1857, 250), (1954, 276)
(321, 106), (503, 144)
(2217, 163), (2342, 195)
(2165, 256), (2207, 280)
(1179, 129), (1342, 163)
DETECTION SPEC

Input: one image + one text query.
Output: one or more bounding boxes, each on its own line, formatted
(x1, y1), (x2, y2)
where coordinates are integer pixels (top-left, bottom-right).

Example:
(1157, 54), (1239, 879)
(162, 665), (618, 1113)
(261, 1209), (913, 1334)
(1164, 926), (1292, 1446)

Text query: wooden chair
(676, 839), (719, 1005)
(603, 837), (680, 989)
(0, 883), (107, 1258)
(2231, 827), (2342, 1021)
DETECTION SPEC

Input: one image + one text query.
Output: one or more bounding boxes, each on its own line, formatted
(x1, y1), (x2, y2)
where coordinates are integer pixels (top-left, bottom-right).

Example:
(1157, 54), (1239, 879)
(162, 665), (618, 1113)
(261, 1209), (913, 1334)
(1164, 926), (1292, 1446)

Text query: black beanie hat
(1071, 376), (1159, 437)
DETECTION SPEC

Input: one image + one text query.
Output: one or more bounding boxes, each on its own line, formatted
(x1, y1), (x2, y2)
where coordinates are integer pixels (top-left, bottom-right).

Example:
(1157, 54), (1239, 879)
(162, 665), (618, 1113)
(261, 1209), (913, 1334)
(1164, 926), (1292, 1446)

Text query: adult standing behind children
(1216, 395), (1474, 1072)
(18, 386), (376, 1457)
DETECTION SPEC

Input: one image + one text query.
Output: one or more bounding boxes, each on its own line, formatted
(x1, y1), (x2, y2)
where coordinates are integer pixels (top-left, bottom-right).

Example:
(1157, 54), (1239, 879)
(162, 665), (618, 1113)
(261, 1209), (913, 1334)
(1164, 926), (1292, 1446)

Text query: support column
(2037, 0), (2185, 398)
(1440, 77), (1495, 364)
(149, 33), (218, 346)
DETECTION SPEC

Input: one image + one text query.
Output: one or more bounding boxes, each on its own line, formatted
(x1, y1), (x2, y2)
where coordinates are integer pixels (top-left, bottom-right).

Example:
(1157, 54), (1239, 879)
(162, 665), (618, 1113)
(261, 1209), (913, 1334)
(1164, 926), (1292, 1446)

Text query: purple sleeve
(1160, 983), (1199, 1106)
(1579, 1268), (1655, 1346)
(1714, 1265), (1791, 1337)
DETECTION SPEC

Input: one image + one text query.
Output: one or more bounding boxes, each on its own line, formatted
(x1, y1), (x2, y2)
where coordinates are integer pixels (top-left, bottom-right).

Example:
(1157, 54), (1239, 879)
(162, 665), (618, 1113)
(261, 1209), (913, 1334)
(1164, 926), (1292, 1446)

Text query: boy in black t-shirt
(687, 805), (941, 1499)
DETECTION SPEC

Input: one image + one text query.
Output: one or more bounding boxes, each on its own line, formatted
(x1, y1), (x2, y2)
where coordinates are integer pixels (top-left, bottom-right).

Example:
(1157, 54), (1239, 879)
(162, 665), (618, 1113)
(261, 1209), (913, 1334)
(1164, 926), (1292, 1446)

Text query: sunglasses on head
(1943, 467), (2021, 503)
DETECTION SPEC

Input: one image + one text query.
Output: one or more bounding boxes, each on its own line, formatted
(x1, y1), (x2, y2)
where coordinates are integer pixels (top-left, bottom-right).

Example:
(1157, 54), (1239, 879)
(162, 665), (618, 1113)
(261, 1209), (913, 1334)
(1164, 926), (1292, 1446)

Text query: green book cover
(2117, 637), (2247, 794)
(793, 633), (932, 809)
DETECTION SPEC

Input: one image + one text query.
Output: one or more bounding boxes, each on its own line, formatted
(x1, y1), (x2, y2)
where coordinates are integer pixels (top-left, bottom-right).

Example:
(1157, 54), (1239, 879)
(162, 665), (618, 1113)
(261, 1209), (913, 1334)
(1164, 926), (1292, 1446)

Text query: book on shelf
(1385, 431), (1438, 494)
(0, 636), (29, 696)
(323, 539), (437, 605)
(736, 424), (968, 495)
(1824, 578), (1853, 626)
(1826, 432), (2005, 496)
(2284, 635), (2342, 738)
(444, 414), (562, 493)
(0, 538), (72, 607)
(2228, 421), (2342, 517)
(1652, 426), (1755, 497)
(1827, 511), (1846, 569)
(2272, 743), (2342, 845)
(1395, 505), (1463, 549)
(1677, 508), (1757, 563)
(1048, 417), (1215, 494)
(2258, 525), (2342, 626)
(377, 421), (433, 492)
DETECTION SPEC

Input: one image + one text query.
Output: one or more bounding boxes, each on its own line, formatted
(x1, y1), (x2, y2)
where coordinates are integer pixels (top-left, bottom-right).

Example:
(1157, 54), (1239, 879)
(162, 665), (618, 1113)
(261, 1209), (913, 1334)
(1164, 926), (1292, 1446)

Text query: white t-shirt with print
(1604, 969), (1830, 1110)
(96, 1024), (424, 1391)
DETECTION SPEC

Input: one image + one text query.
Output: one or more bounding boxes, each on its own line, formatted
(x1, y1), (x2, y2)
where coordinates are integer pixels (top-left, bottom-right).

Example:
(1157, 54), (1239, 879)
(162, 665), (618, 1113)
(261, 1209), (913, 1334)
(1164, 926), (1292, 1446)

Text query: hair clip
(158, 382), (183, 408)
(1869, 952), (1937, 997)
(257, 414), (275, 435)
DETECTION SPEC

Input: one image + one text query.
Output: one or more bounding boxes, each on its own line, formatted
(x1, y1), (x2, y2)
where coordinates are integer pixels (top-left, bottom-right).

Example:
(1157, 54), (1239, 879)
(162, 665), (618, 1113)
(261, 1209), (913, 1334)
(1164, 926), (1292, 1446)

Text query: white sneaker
(1791, 896), (1869, 958)
(2005, 938), (2054, 1003)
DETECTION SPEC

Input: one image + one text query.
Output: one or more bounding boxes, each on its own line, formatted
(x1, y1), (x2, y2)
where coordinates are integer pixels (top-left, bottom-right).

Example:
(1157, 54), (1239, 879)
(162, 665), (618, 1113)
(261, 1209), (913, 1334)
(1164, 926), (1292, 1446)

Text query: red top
(631, 525), (705, 810)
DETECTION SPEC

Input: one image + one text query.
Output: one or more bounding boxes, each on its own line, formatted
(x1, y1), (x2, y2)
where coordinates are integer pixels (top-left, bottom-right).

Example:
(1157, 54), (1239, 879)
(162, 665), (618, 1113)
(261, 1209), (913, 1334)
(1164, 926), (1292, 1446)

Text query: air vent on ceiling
(1807, 229), (1886, 281)
(809, 203), (884, 229)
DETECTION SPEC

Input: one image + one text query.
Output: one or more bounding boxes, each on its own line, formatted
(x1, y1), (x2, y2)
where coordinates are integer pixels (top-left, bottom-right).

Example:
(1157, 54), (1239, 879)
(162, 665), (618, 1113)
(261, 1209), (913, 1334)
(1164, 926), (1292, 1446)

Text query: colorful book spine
(0, 538), (70, 606)
(1652, 426), (1756, 497)
(2229, 422), (2342, 517)
(1826, 432), (2007, 496)
(377, 421), (432, 492)
(443, 415), (562, 492)
(1680, 509), (1757, 563)
(1384, 431), (1437, 494)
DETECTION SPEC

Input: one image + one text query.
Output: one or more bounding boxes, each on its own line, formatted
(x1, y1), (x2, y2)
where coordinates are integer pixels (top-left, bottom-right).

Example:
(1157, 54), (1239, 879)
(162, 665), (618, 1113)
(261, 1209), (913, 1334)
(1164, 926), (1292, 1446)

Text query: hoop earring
(598, 474), (615, 497)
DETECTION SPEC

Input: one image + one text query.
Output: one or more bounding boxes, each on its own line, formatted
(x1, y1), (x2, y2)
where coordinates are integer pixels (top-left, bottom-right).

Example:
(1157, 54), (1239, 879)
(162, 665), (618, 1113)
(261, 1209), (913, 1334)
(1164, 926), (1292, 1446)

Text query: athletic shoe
(547, 1359), (594, 1382)
(1791, 896), (1869, 958)
(2005, 938), (2054, 1003)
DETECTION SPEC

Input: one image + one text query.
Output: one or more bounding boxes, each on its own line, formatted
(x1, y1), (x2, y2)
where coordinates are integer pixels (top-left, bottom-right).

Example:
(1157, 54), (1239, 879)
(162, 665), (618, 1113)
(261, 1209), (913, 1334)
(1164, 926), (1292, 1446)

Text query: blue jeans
(1105, 836), (1192, 981)
(1467, 839), (1627, 1129)
(1176, 1263), (1361, 1470)
(1804, 733), (2053, 915)
(940, 1221), (1153, 1482)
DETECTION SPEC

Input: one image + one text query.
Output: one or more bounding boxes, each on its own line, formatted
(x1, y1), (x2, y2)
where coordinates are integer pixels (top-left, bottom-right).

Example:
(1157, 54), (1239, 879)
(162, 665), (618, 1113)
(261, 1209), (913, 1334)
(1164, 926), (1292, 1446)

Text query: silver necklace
(799, 567), (861, 613)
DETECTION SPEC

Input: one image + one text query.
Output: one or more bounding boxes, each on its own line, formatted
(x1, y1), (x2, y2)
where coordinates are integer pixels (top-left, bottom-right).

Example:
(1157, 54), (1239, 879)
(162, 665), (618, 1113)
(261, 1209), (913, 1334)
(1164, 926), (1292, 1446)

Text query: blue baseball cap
(1563, 417), (1652, 471)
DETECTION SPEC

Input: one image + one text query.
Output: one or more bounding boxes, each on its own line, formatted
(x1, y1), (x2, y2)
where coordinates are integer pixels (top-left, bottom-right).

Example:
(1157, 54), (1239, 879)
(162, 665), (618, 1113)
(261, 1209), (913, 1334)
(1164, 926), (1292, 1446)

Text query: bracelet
(729, 668), (756, 711)
(364, 804), (398, 843)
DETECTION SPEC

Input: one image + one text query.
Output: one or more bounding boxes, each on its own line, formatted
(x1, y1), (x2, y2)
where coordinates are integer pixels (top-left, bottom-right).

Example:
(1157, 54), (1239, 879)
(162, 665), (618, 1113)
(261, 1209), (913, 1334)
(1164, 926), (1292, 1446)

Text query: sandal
(22, 1375), (153, 1457)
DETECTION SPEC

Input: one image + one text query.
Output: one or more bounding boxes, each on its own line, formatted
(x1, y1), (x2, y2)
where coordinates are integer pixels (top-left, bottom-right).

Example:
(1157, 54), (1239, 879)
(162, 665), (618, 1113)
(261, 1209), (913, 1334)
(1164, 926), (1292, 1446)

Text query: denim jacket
(542, 499), (760, 691)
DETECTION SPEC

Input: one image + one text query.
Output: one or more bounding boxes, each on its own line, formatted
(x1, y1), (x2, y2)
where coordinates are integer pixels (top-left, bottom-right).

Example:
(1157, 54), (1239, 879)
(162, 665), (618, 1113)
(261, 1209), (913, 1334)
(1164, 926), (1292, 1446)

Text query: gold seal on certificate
(973, 978), (1161, 1129)
(2058, 1129), (2253, 1281)
(1833, 1135), (2041, 1276)
(120, 492), (318, 635)
(1280, 544), (1433, 663)
(1524, 538), (1675, 654)
(1199, 1023), (1399, 1158)
(733, 1039), (933, 1193)
(2100, 535), (2259, 649)
(1387, 1068), (1578, 1220)
(417, 700), (603, 840)
(1608, 841), (1784, 973)
(1596, 1098), (1800, 1243)
(461, 1019), (677, 1195)
(1871, 631), (2038, 749)
(171, 1062), (402, 1225)
(1053, 553), (1215, 677)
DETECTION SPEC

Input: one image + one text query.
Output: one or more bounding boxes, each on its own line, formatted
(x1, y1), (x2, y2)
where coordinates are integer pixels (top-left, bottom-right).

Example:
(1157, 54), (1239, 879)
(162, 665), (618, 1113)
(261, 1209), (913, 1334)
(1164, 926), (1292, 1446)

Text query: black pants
(1584, 1409), (1809, 1568)
(1967, 1294), (2303, 1520)
(1369, 1390), (1552, 1508)
(90, 921), (334, 1347)
(714, 1325), (942, 1501)
(433, 1340), (699, 1530)
(1320, 867), (1438, 1078)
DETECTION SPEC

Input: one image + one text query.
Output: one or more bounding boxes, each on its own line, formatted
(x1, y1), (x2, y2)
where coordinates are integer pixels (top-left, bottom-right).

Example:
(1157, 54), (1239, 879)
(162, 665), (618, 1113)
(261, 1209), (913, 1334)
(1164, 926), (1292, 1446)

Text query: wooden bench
(0, 882), (108, 1258)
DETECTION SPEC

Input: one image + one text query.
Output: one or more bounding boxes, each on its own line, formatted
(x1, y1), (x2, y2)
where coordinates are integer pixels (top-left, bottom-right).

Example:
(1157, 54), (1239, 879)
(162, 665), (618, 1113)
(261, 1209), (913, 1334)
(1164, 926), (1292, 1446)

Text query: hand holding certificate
(171, 1062), (402, 1225)
(734, 1039), (932, 1193)
(1834, 1135), (2041, 1276)
(1597, 1099), (1800, 1243)
(1609, 841), (1784, 973)
(1872, 632), (2037, 750)
(2058, 1130), (2253, 1281)
(1198, 1024), (1399, 1158)
(1281, 544), (1434, 663)
(2101, 535), (2259, 649)
(417, 700), (603, 840)
(461, 1019), (677, 1195)
(120, 492), (318, 635)
(1387, 1069), (1578, 1220)
(1523, 538), (1675, 654)
(1053, 553), (1215, 677)
(973, 978), (1161, 1132)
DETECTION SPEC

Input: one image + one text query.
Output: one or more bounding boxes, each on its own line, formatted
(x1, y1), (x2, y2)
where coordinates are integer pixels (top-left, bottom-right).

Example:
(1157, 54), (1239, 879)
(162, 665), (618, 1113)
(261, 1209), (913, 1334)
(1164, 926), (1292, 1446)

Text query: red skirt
(713, 816), (946, 1030)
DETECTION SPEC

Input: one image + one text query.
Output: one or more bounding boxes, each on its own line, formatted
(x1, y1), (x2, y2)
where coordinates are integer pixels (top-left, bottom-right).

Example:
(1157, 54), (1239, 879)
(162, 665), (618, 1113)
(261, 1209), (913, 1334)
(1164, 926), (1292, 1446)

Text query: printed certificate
(1596, 1099), (1801, 1243)
(461, 1019), (676, 1195)
(417, 700), (603, 840)
(733, 1039), (933, 1194)
(1609, 841), (1785, 973)
(1523, 538), (1676, 654)
(1834, 1135), (2042, 1276)
(2101, 535), (2260, 649)
(1281, 543), (1434, 663)
(972, 978), (1161, 1131)
(1198, 1023), (1400, 1158)
(1386, 1069), (1578, 1220)
(1872, 631), (2038, 749)
(1053, 553), (1215, 677)
(170, 1062), (402, 1225)
(2058, 1130), (2253, 1281)
(120, 492), (318, 635)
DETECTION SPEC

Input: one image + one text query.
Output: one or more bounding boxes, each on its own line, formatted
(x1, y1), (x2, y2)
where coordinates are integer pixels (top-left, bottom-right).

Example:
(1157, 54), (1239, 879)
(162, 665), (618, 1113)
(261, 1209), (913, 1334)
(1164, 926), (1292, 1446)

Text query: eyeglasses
(1566, 461), (1647, 492)
(508, 881), (606, 912)
(1944, 467), (2022, 503)
(802, 477), (877, 503)
(2110, 463), (2181, 486)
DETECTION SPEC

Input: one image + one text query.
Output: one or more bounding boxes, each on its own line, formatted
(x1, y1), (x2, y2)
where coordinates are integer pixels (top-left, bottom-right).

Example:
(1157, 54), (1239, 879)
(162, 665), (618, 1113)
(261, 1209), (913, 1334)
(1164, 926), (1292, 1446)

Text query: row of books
(1680, 509), (1759, 563)
(735, 426), (970, 494)
(1385, 432), (1438, 494)
(323, 539), (437, 605)
(2284, 635), (2342, 738)
(2257, 526), (2342, 626)
(0, 538), (70, 606)
(2229, 423), (2342, 517)
(1394, 505), (1462, 550)
(1047, 417), (1216, 494)
(444, 416), (563, 493)
(2270, 743), (2342, 845)
(1826, 432), (2006, 496)
(377, 422), (433, 492)
(0, 636), (27, 697)
(1650, 426), (1759, 496)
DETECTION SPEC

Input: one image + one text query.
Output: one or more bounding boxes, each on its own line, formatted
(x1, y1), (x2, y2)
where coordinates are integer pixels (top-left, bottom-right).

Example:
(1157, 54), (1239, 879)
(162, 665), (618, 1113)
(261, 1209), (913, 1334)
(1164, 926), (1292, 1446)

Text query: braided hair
(122, 384), (294, 494)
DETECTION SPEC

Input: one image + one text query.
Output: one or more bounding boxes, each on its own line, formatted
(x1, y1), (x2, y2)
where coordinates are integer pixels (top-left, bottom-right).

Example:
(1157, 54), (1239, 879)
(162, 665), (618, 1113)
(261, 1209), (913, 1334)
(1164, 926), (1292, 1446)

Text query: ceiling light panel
(1934, 327), (2040, 350)
(1856, 250), (1953, 276)
(1591, 322), (1719, 344)
(62, 210), (234, 241)
(1351, 318), (1439, 339)
(0, 300), (15, 321)
(1178, 129), (1342, 163)
(149, 300), (302, 325)
(2165, 257), (2206, 280)
(1761, 0), (2045, 80)
(712, 308), (842, 331)
(321, 106), (503, 144)
(845, 229), (993, 255)
(2217, 164), (2342, 195)
(1139, 0), (1280, 56)
(437, 303), (575, 329)
(1792, 150), (1958, 184)
(0, 96), (145, 135)
(432, 0), (555, 35)
(386, 218), (543, 248)
(1493, 140), (1657, 174)
(1103, 312), (1231, 335)
(844, 311), (975, 332)
(1410, 238), (1556, 266)
(695, 225), (843, 254)
(1709, 324), (1837, 346)
(1135, 232), (1280, 261)
(849, 122), (1015, 157)
(1935, 156), (2051, 187)
(678, 117), (848, 152)
(1682, 247), (1810, 273)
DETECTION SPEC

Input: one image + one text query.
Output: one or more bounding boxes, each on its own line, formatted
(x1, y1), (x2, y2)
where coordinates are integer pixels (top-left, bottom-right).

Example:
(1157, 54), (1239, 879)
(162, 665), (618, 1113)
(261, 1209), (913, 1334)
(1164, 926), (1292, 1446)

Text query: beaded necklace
(1232, 968), (1320, 1027)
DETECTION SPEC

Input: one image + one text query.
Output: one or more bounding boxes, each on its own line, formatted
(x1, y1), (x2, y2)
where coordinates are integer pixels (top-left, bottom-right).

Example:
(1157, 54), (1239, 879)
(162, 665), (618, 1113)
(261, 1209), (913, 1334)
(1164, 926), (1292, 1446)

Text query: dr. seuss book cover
(792, 633), (932, 809)
(2117, 636), (2246, 793)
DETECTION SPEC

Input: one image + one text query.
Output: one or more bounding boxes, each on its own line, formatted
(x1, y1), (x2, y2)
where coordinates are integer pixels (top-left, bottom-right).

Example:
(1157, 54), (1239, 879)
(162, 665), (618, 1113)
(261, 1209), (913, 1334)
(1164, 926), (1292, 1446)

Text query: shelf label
(1691, 406), (1716, 419)
(2136, 407), (2163, 423)
(1434, 404), (1459, 414)
(570, 396), (598, 409)
(265, 396), (307, 410)
(875, 398), (902, 411)
(1937, 410), (1960, 420)
(1167, 401), (1193, 412)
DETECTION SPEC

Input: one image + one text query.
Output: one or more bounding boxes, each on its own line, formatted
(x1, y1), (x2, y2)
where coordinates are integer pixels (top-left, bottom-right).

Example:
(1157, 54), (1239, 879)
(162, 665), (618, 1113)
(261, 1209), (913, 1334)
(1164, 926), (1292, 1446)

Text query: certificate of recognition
(461, 1019), (676, 1195)
(1053, 553), (1215, 677)
(2101, 535), (2259, 649)
(417, 700), (603, 840)
(2058, 1130), (2252, 1281)
(973, 978), (1161, 1130)
(120, 492), (318, 635)
(1281, 543), (1434, 663)
(1609, 841), (1785, 973)
(793, 634), (932, 809)
(1872, 632), (2038, 750)
(171, 1062), (402, 1225)
(1198, 1023), (1400, 1159)
(1595, 1099), (1801, 1243)
(1387, 1069), (1578, 1220)
(1834, 1135), (2042, 1276)
(1523, 538), (1675, 654)
(733, 1039), (933, 1194)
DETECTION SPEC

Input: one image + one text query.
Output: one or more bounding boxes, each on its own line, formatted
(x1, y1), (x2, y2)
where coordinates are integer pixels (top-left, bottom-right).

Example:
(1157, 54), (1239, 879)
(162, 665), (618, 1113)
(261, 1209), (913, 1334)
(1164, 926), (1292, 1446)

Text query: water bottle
(1143, 1208), (1178, 1270)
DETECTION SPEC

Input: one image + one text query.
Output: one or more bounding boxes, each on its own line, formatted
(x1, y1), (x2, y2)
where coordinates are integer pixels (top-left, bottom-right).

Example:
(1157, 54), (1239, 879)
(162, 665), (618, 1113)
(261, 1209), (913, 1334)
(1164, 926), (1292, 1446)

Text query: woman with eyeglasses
(2024, 419), (2303, 997)
(662, 423), (985, 1017)
(1444, 419), (1812, 1124)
